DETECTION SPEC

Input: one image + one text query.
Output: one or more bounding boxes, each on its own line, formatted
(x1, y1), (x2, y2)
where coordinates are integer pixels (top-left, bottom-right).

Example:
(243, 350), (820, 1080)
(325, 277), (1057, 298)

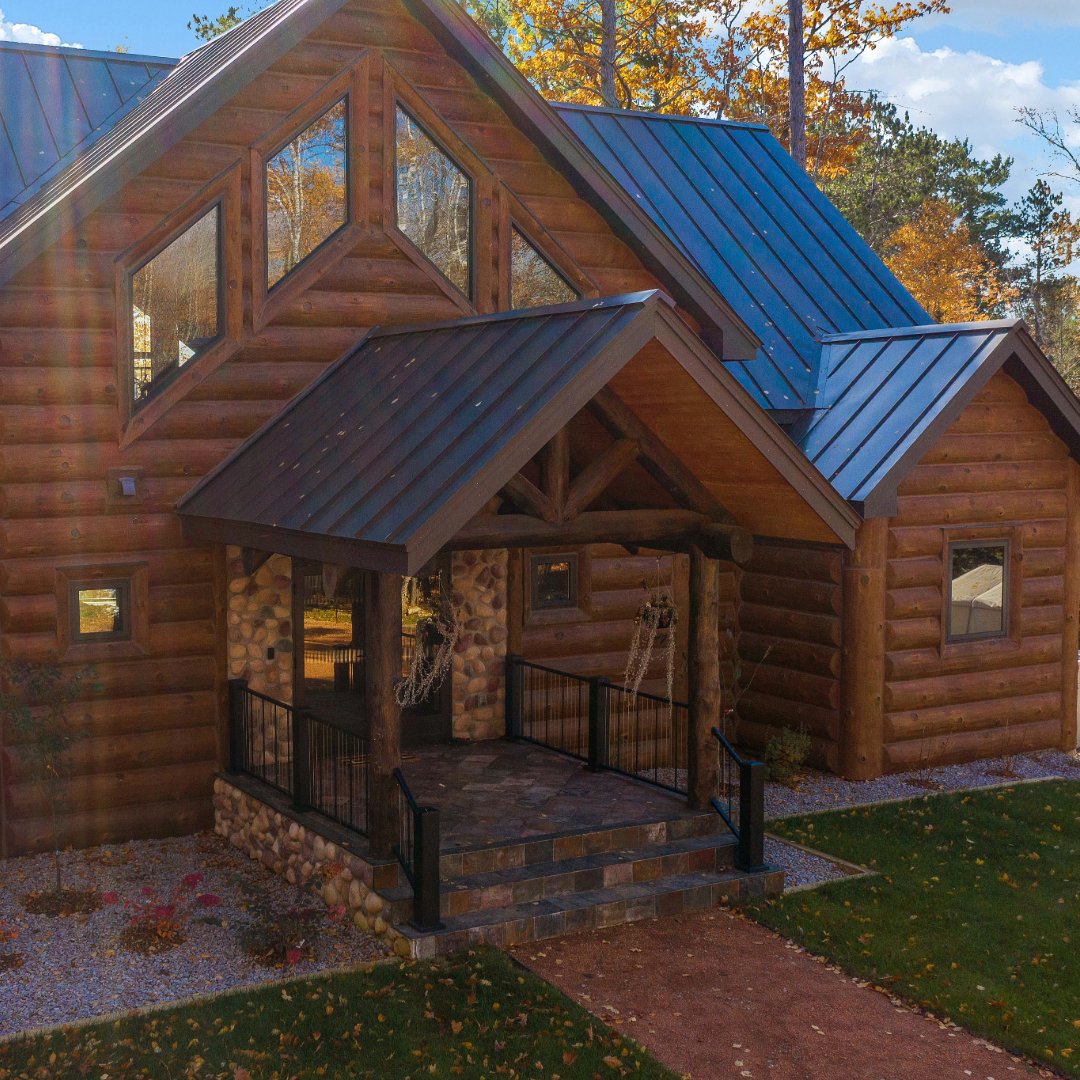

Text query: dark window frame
(69, 579), (132, 644)
(264, 93), (351, 295)
(126, 201), (225, 410)
(55, 562), (150, 661)
(392, 101), (475, 301)
(529, 552), (580, 611)
(944, 537), (1011, 644)
(115, 164), (243, 446)
(509, 225), (579, 310)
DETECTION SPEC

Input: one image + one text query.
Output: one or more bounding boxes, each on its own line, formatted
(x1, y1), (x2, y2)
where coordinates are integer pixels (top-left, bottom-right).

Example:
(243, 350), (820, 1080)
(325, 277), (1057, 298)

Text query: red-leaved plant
(107, 872), (222, 955)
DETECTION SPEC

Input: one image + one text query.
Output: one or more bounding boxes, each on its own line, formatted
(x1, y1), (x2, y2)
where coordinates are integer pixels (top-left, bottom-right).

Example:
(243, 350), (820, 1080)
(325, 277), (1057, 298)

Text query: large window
(130, 205), (220, 404)
(510, 228), (577, 309)
(266, 98), (348, 289)
(395, 106), (471, 296)
(947, 541), (1007, 641)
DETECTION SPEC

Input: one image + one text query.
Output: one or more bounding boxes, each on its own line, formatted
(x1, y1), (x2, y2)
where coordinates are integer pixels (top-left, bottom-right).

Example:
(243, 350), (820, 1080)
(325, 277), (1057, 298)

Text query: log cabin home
(1, 0), (1079, 951)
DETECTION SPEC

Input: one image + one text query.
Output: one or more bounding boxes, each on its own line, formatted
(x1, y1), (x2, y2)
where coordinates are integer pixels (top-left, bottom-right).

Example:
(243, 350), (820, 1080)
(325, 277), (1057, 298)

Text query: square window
(531, 554), (578, 610)
(266, 97), (348, 289)
(71, 582), (131, 642)
(947, 542), (1007, 641)
(510, 228), (577, 309)
(130, 205), (221, 404)
(395, 106), (471, 296)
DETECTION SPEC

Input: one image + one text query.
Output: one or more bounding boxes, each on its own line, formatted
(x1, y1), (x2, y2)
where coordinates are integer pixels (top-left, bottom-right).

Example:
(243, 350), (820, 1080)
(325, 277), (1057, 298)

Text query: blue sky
(5, 0), (1080, 208)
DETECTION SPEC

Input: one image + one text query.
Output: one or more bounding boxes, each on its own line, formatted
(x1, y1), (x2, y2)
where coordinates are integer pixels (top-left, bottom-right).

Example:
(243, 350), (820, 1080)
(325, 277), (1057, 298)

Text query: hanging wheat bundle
(395, 575), (461, 708)
(623, 568), (679, 708)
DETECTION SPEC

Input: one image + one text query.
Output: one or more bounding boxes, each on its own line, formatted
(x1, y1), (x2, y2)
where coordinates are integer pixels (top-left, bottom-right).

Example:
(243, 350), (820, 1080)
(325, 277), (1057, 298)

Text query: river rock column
(226, 546), (293, 703)
(450, 549), (508, 741)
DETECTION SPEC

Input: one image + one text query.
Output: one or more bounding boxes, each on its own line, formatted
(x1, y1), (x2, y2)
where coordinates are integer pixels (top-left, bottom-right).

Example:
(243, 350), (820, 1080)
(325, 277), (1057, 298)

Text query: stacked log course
(882, 372), (1076, 772)
(0, 0), (677, 856)
(735, 541), (844, 772)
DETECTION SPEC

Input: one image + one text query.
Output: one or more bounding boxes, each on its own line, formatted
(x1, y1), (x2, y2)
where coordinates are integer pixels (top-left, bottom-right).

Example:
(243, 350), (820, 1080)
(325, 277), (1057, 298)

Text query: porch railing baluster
(710, 726), (767, 872)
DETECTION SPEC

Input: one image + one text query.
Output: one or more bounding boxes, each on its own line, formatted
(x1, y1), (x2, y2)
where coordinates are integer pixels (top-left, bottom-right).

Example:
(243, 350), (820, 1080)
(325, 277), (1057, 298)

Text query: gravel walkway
(0, 831), (388, 1039)
(764, 748), (1080, 890)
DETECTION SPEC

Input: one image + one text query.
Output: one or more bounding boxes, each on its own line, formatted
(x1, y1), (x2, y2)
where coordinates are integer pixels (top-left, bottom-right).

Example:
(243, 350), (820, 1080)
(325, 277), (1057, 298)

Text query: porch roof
(177, 292), (860, 573)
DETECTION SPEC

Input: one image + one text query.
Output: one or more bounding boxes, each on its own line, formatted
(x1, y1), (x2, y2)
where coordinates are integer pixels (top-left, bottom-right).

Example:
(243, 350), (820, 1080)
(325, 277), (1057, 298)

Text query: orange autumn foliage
(885, 199), (1016, 323)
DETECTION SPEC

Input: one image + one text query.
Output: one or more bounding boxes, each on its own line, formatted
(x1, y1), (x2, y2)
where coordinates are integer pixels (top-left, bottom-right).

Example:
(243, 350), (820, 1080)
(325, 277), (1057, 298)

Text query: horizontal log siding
(0, 0), (672, 855)
(882, 372), (1073, 772)
(515, 545), (737, 702)
(736, 540), (844, 772)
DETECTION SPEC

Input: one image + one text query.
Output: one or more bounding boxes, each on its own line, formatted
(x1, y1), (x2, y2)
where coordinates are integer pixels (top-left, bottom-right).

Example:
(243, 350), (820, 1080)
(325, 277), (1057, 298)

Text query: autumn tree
(885, 199), (1015, 322)
(1008, 180), (1080, 348)
(188, 5), (254, 41)
(470, 0), (946, 177)
(826, 103), (1012, 261)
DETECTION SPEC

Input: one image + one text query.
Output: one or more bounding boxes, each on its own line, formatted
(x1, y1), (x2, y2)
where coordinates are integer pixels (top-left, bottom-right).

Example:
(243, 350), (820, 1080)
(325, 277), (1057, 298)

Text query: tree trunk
(599, 0), (618, 108)
(787, 0), (807, 168)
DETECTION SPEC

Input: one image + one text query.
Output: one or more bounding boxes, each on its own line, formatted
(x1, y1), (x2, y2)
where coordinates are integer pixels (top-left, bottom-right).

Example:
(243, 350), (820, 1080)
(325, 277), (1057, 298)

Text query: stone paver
(403, 739), (699, 850)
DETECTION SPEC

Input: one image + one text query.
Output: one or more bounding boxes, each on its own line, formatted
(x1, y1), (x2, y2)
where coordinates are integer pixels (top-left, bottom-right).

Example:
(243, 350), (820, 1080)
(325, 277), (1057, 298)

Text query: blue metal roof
(798, 320), (1080, 513)
(554, 103), (930, 410)
(0, 41), (175, 220)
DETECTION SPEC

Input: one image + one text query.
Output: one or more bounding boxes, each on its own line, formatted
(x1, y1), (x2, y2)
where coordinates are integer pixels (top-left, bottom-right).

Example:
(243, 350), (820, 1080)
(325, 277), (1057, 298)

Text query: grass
(751, 779), (1080, 1076)
(0, 947), (675, 1080)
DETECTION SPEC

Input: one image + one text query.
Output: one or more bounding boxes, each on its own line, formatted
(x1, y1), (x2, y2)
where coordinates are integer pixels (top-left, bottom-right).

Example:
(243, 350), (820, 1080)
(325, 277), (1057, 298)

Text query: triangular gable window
(510, 227), (578, 309)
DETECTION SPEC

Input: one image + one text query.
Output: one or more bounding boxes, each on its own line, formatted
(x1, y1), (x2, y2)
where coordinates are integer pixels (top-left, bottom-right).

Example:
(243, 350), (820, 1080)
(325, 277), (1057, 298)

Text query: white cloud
(0, 8), (81, 47)
(924, 0), (1080, 31)
(847, 36), (1080, 188)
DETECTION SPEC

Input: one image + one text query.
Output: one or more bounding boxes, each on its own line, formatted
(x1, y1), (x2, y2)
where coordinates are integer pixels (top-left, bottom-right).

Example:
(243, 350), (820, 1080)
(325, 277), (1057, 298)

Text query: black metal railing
(392, 768), (442, 931)
(710, 726), (766, 872)
(298, 711), (371, 836)
(505, 657), (591, 761)
(506, 655), (689, 795)
(302, 632), (416, 694)
(228, 678), (371, 838)
(607, 683), (689, 795)
(228, 679), (294, 795)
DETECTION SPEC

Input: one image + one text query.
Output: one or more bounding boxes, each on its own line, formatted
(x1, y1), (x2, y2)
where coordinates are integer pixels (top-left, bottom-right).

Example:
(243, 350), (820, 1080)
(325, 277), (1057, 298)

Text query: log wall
(0, 0), (673, 856)
(882, 372), (1076, 772)
(735, 540), (844, 772)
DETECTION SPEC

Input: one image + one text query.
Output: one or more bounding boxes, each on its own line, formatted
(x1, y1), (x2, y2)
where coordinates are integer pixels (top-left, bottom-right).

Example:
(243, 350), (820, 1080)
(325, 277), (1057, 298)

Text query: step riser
(438, 844), (735, 919)
(408, 870), (784, 959)
(439, 812), (724, 877)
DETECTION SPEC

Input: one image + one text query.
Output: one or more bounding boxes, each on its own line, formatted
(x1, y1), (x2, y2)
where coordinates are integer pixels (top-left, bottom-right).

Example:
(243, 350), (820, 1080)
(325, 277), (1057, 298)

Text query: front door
(293, 561), (452, 748)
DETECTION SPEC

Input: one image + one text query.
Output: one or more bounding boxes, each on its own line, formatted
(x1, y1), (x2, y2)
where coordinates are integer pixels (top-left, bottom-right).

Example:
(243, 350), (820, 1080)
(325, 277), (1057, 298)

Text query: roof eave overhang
(856, 324), (1080, 518)
(180, 515), (411, 574)
(650, 312), (861, 548)
(0, 0), (351, 289)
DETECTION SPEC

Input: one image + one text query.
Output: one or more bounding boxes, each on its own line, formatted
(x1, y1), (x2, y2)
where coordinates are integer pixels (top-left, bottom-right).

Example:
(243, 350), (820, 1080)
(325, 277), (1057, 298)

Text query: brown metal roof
(178, 293), (858, 572)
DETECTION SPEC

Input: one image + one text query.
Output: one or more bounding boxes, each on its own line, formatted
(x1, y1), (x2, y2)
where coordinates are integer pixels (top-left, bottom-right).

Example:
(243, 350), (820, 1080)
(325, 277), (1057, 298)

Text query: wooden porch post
(367, 570), (403, 859)
(840, 517), (888, 779)
(688, 543), (720, 811)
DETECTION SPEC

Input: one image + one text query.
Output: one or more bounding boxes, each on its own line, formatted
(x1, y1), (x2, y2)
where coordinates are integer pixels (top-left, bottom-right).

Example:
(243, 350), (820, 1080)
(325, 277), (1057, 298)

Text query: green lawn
(752, 779), (1080, 1076)
(0, 948), (675, 1080)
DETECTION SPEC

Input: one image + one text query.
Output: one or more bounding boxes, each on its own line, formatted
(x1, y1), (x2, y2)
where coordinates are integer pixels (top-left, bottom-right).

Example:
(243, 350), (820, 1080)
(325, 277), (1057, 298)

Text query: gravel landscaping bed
(0, 830), (389, 1039)
(763, 748), (1080, 891)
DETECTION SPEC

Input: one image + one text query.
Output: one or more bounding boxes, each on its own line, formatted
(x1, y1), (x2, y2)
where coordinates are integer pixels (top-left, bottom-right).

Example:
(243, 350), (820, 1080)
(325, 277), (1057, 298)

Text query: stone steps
(391, 810), (782, 957)
(397, 865), (783, 959)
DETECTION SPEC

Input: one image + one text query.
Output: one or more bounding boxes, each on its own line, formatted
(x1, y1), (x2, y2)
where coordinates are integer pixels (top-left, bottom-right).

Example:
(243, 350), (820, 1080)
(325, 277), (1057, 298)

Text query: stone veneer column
(450, 549), (508, 741)
(226, 546), (294, 703)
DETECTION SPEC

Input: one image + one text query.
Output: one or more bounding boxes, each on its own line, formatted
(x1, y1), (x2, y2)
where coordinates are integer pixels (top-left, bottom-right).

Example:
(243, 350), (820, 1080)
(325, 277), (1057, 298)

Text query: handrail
(710, 726), (766, 873)
(392, 768), (442, 932)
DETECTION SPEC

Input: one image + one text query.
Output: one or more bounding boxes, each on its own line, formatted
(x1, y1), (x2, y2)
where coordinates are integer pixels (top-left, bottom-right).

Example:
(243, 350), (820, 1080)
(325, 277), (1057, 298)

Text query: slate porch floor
(401, 739), (702, 852)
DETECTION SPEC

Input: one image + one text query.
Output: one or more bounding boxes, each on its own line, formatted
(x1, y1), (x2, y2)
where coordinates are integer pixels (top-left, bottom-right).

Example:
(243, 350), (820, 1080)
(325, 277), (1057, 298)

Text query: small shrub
(764, 726), (811, 788)
(22, 886), (103, 917)
(111, 872), (219, 956)
(233, 874), (346, 968)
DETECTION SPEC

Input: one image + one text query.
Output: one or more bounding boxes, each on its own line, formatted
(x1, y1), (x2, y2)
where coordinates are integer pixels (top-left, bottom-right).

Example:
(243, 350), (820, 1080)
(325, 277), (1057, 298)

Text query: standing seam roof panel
(555, 103), (931, 409)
